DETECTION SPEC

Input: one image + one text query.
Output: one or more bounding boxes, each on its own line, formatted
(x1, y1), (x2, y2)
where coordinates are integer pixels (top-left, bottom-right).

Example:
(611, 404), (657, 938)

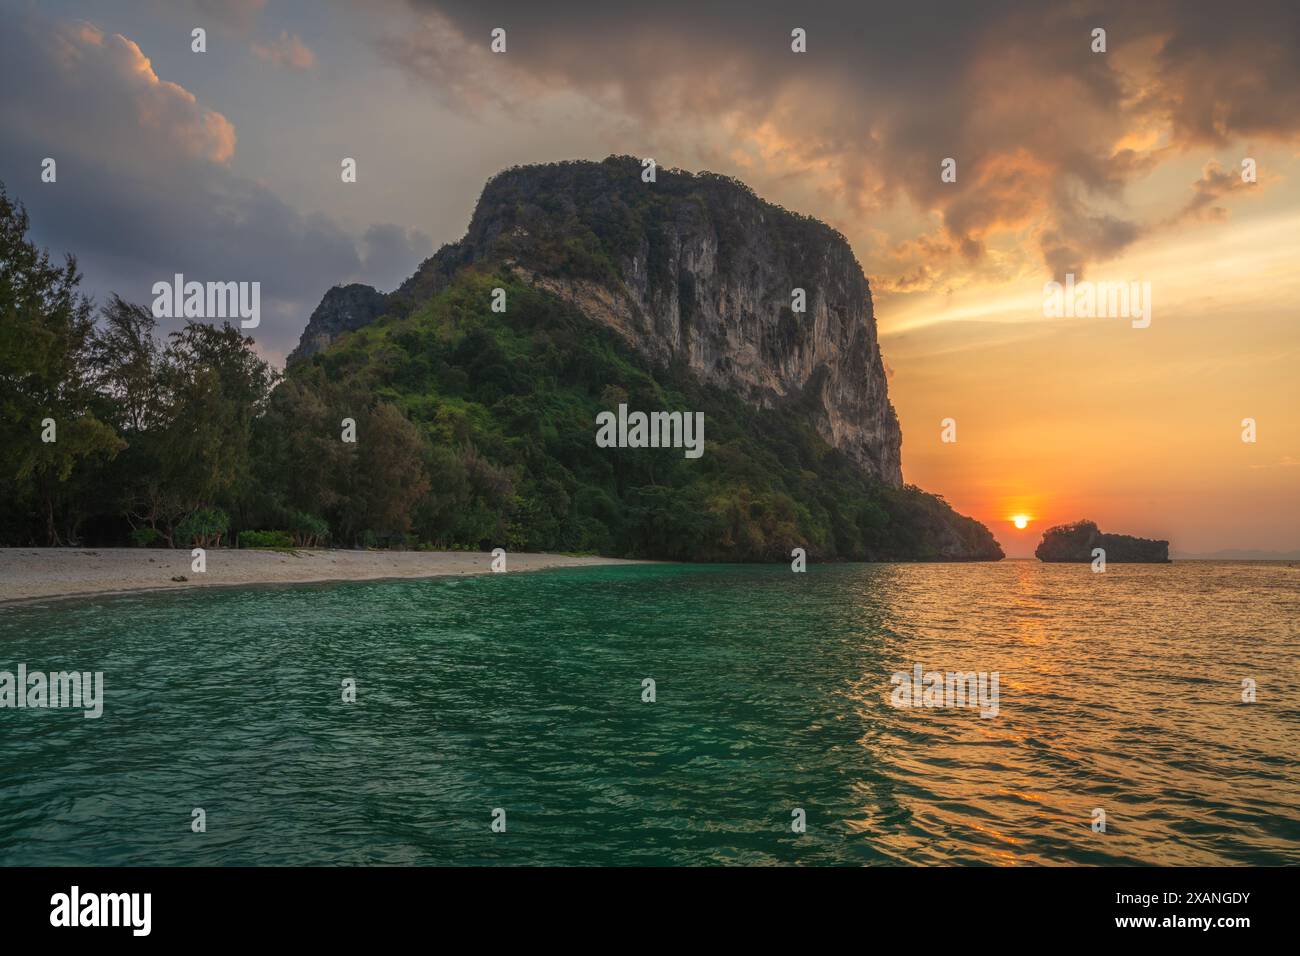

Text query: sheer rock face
(1035, 520), (1171, 563)
(509, 228), (904, 486)
(287, 283), (387, 365)
(295, 158), (904, 487)
(494, 161), (904, 485)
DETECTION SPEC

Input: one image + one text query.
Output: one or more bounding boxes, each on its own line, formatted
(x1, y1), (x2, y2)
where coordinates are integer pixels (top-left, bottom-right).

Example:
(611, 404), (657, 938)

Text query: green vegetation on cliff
(266, 268), (1000, 560)
(392, 156), (837, 307)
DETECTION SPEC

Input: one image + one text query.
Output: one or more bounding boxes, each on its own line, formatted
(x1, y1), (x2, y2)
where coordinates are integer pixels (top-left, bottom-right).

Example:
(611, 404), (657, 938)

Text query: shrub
(238, 530), (294, 549)
(129, 527), (162, 548)
(288, 512), (329, 548)
(175, 508), (229, 548)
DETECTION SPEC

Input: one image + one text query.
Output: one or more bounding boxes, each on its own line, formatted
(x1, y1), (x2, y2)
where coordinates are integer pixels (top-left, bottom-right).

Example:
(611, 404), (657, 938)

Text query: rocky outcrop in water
(1035, 520), (1170, 563)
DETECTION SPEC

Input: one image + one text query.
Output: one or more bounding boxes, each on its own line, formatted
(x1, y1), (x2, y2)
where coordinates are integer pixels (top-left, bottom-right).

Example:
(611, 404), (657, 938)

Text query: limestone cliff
(296, 157), (903, 486)
(287, 283), (388, 365)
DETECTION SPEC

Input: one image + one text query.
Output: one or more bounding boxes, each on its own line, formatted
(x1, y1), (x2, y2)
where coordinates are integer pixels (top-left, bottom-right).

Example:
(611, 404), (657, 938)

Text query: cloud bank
(382, 0), (1300, 285)
(0, 8), (427, 364)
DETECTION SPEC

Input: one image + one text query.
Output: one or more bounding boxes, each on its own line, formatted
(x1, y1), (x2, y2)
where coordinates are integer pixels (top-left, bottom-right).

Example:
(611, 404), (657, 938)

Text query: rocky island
(1035, 520), (1170, 563)
(289, 157), (1002, 561)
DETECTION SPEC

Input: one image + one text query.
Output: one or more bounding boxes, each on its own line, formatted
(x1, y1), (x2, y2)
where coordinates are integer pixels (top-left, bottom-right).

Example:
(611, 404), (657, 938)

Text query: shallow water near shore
(0, 561), (1296, 865)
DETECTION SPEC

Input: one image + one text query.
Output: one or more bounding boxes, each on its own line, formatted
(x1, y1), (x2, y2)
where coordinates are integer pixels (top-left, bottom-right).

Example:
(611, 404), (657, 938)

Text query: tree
(150, 322), (275, 543)
(0, 183), (122, 544)
(251, 369), (342, 527)
(91, 294), (161, 434)
(333, 402), (431, 545)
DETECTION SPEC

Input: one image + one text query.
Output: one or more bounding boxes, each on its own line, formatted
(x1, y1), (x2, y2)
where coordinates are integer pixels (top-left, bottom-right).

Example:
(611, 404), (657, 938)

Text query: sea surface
(0, 561), (1296, 866)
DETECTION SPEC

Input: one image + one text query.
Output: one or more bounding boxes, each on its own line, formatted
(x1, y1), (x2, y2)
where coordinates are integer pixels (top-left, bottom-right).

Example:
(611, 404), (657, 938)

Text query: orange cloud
(54, 20), (236, 164)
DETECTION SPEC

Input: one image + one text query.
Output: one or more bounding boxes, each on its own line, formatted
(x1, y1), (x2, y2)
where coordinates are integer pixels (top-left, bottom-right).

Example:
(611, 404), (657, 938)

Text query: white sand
(0, 548), (644, 605)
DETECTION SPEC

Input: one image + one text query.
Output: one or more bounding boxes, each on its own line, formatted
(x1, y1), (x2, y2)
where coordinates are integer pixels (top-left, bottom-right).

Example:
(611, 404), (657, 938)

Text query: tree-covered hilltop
(388, 156), (847, 309)
(0, 179), (1001, 560)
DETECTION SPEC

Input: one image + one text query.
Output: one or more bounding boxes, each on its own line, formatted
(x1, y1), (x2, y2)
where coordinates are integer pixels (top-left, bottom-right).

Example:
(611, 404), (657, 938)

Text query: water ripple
(0, 561), (1296, 865)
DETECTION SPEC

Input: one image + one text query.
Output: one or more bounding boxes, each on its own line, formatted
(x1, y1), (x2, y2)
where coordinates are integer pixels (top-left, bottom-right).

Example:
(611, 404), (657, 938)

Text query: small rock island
(1035, 520), (1170, 563)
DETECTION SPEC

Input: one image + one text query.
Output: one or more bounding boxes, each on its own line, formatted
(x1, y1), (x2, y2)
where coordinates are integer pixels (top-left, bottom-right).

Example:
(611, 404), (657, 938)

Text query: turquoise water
(0, 561), (1297, 865)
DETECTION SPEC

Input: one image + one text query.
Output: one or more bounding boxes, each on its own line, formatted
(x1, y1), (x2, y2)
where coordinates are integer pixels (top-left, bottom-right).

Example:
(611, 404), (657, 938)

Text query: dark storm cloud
(359, 224), (435, 292)
(0, 9), (429, 363)
(387, 0), (1300, 280)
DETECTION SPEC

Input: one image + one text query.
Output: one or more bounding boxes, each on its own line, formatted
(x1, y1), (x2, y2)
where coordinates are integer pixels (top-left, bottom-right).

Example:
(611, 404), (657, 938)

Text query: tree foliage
(0, 180), (1000, 561)
(0, 185), (122, 544)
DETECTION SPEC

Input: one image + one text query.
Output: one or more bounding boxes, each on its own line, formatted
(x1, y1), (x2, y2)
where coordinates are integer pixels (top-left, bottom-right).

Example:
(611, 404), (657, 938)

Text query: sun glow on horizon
(1012, 515), (1031, 530)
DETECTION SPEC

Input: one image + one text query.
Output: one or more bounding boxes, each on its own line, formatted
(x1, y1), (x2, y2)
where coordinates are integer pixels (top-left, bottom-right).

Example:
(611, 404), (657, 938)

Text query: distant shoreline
(0, 548), (648, 607)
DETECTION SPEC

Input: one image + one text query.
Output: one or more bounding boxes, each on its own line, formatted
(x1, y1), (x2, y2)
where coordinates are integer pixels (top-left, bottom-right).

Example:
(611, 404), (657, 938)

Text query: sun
(1012, 515), (1030, 530)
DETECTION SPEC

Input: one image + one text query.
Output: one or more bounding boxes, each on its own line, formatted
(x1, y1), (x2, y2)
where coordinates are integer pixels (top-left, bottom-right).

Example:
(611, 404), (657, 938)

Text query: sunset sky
(1, 0), (1296, 556)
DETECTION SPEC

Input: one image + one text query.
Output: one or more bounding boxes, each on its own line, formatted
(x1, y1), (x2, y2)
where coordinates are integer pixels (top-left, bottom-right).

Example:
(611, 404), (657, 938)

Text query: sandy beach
(0, 548), (645, 605)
